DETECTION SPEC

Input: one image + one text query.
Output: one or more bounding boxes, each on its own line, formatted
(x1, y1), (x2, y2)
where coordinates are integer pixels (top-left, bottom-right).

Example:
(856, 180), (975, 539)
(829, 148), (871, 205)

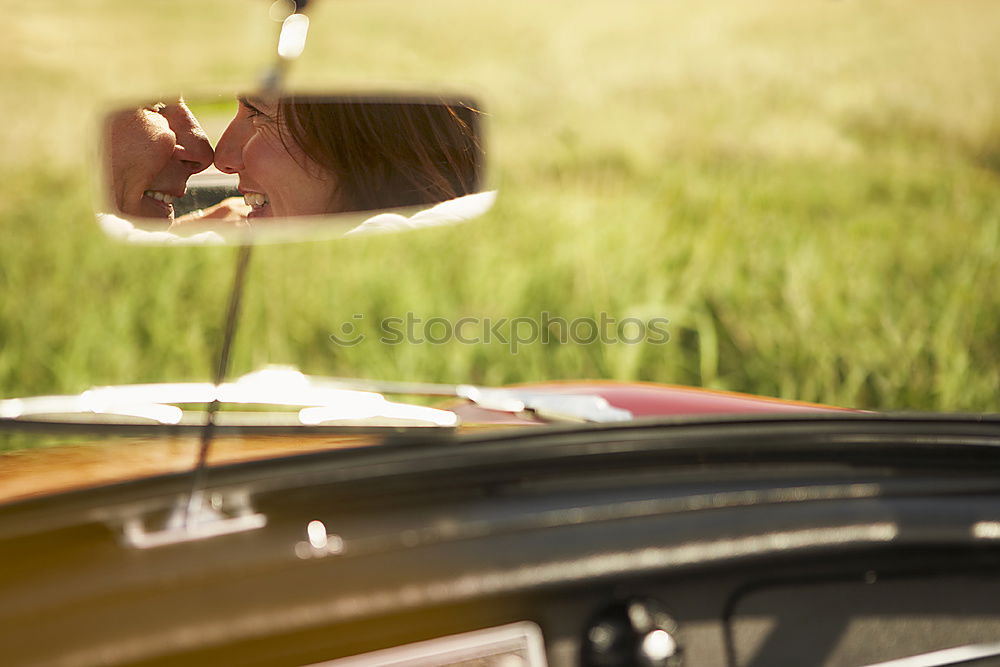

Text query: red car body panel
(450, 380), (852, 425)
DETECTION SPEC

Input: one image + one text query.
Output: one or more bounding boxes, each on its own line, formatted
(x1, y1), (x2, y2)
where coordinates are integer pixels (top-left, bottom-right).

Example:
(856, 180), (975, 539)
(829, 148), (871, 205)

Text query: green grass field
(2, 0), (999, 412)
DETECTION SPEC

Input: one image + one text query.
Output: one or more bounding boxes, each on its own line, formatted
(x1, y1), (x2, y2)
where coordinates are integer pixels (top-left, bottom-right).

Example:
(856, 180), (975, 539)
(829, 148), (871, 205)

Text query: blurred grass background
(1, 0), (999, 411)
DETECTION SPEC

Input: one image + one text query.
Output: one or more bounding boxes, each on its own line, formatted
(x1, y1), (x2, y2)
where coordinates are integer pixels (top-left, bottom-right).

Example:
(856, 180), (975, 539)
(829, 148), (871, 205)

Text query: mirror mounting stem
(184, 244), (254, 528)
(260, 11), (311, 96)
(182, 0), (307, 527)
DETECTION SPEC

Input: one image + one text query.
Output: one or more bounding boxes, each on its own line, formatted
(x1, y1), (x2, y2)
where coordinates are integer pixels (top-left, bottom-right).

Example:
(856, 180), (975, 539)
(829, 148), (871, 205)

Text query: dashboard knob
(581, 598), (681, 667)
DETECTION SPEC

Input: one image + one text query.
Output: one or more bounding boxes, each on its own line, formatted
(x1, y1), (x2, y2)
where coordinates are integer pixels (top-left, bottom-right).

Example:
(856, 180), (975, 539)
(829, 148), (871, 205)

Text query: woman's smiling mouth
(243, 191), (270, 218)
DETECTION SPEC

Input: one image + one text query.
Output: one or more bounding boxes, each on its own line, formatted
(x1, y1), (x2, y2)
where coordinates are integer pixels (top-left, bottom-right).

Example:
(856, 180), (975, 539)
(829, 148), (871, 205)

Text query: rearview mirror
(98, 93), (491, 244)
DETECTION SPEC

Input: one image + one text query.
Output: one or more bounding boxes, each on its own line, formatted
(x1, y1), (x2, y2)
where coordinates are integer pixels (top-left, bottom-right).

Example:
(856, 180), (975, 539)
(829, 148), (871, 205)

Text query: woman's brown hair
(278, 97), (484, 213)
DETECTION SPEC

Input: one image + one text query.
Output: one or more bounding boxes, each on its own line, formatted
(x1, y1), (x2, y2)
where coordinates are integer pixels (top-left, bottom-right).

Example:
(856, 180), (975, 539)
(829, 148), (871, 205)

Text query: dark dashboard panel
(728, 573), (1000, 667)
(109, 549), (1000, 667)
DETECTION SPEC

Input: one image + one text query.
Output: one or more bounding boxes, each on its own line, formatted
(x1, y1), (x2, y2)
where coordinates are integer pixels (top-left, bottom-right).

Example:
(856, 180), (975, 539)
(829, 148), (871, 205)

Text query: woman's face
(213, 96), (339, 219)
(107, 100), (213, 220)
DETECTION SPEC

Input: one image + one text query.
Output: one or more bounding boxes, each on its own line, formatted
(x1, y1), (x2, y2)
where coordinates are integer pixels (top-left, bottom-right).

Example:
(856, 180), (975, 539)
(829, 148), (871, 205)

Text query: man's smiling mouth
(143, 190), (176, 204)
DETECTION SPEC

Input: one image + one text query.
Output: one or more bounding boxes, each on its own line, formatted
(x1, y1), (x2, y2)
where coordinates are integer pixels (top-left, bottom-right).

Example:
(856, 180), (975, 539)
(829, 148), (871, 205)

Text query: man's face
(107, 100), (214, 220)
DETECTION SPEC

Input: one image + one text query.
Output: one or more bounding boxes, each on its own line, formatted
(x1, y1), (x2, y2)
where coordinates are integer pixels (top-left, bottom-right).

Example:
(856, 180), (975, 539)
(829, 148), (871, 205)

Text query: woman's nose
(213, 121), (246, 175)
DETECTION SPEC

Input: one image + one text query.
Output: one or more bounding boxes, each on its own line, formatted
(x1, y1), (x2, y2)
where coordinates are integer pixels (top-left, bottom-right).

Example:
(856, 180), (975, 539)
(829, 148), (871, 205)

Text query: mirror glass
(98, 93), (490, 244)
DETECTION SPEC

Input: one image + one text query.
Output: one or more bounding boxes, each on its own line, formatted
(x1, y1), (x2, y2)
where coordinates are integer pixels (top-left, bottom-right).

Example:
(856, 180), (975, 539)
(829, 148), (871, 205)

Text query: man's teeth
(143, 190), (175, 204)
(244, 193), (268, 208)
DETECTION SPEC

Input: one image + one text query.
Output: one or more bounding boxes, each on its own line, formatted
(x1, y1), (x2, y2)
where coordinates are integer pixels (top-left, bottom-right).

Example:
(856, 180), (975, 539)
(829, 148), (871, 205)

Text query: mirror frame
(95, 89), (493, 246)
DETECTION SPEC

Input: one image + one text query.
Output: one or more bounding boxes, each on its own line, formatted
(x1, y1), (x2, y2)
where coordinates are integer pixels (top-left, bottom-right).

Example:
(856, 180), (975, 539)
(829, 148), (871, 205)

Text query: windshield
(2, 1), (999, 499)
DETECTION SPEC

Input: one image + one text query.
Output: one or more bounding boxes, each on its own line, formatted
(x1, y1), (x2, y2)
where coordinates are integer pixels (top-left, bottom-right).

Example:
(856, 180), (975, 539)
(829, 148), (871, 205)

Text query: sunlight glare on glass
(100, 403), (184, 424)
(277, 13), (309, 60)
(307, 520), (328, 550)
(641, 630), (677, 661)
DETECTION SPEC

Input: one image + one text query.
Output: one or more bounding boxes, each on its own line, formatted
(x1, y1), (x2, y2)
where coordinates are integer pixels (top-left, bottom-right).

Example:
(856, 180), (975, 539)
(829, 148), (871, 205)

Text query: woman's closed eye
(238, 97), (272, 123)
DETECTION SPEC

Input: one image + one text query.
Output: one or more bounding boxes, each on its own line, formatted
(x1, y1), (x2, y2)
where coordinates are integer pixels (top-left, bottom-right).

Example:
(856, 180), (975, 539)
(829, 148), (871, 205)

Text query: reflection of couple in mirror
(104, 95), (485, 239)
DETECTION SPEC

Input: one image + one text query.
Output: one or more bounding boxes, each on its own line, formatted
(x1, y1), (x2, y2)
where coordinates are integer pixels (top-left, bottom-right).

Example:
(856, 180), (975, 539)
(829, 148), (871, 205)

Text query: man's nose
(165, 103), (215, 175)
(176, 130), (214, 174)
(213, 122), (245, 175)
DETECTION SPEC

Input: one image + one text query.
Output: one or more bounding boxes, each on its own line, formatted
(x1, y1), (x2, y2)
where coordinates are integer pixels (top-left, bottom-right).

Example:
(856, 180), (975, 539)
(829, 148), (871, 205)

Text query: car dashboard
(4, 417), (1000, 667)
